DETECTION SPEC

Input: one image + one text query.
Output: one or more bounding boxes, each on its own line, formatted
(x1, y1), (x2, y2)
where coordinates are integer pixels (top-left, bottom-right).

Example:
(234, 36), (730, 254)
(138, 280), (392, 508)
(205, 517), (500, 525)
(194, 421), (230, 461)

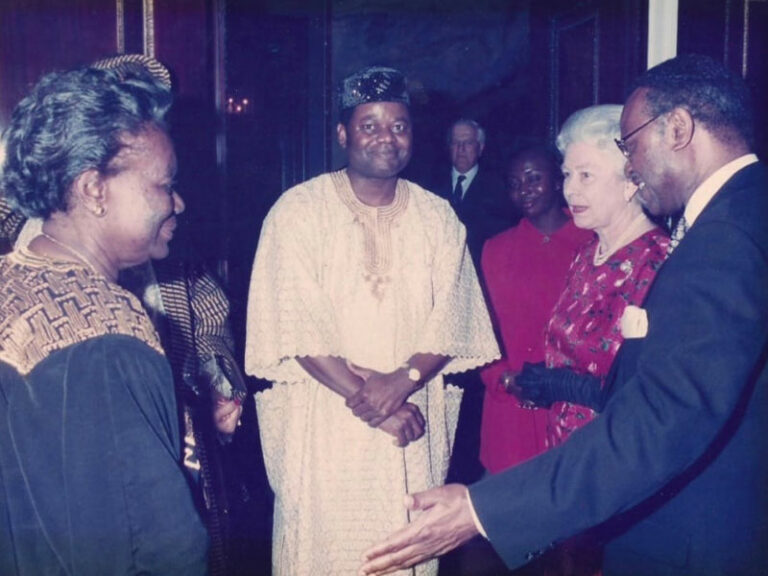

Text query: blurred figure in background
(480, 145), (591, 476)
(439, 118), (515, 264)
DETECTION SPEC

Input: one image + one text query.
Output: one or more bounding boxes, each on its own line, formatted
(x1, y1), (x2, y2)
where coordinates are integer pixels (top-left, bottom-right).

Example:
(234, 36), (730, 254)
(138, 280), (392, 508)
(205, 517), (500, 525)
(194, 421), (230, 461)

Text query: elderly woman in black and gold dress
(0, 66), (208, 574)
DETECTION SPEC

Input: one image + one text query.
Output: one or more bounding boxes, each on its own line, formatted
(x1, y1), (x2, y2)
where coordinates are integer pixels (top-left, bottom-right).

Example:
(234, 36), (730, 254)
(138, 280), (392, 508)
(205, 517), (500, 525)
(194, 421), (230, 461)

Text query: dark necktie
(452, 174), (466, 207)
(666, 215), (689, 257)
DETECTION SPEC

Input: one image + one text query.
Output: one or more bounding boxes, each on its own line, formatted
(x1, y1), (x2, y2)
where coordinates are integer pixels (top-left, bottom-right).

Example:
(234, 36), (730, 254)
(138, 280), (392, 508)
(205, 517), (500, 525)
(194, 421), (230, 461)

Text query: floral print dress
(544, 228), (669, 446)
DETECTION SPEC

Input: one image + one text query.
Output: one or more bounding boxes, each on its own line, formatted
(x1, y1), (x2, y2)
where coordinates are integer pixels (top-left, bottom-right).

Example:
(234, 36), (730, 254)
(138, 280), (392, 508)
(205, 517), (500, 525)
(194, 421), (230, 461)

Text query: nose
(172, 190), (185, 215)
(378, 129), (395, 143)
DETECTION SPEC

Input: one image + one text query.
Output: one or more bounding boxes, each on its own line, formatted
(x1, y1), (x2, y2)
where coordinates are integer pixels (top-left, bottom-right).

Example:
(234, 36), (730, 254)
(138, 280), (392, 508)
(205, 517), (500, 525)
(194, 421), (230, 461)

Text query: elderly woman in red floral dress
(513, 105), (669, 576)
(516, 104), (669, 446)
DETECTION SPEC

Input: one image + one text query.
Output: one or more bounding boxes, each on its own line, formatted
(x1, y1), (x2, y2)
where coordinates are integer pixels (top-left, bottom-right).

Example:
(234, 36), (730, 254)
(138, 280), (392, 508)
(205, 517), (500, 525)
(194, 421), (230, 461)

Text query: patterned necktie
(667, 215), (689, 256)
(452, 174), (466, 207)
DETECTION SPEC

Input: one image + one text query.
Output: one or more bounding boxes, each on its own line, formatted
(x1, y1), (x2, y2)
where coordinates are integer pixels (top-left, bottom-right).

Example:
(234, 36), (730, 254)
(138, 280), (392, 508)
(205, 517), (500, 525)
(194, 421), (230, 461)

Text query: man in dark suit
(440, 118), (515, 264)
(439, 119), (514, 491)
(360, 54), (767, 576)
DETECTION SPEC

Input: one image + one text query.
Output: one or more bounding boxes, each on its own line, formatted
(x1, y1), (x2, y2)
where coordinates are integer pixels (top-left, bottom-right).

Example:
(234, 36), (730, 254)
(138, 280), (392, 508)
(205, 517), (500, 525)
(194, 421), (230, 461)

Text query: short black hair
(505, 144), (563, 184)
(632, 53), (754, 147)
(1, 66), (172, 218)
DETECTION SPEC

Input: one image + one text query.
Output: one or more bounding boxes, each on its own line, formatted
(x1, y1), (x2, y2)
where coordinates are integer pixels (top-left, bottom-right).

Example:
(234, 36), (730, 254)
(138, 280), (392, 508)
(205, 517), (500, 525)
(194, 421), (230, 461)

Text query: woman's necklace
(41, 232), (101, 275)
(593, 213), (654, 266)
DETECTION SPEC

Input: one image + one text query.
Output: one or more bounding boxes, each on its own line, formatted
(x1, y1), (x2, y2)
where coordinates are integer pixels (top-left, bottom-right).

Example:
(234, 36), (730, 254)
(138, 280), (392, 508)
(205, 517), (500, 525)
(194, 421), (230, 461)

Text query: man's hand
(359, 484), (479, 575)
(346, 365), (416, 426)
(378, 402), (426, 447)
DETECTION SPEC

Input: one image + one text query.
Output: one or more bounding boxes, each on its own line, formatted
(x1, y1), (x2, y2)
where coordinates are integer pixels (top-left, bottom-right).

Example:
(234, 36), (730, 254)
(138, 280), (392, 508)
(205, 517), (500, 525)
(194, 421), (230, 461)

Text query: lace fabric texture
(245, 170), (499, 575)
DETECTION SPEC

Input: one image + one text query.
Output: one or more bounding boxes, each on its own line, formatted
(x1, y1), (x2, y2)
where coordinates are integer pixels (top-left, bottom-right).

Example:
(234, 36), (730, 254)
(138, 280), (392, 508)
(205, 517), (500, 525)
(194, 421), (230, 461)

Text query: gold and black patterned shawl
(0, 248), (163, 375)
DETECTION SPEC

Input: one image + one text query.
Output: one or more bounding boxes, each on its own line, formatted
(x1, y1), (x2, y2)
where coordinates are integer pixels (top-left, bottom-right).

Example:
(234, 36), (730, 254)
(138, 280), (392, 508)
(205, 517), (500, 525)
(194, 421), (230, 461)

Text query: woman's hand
(212, 393), (242, 435)
(514, 362), (604, 411)
(378, 403), (426, 447)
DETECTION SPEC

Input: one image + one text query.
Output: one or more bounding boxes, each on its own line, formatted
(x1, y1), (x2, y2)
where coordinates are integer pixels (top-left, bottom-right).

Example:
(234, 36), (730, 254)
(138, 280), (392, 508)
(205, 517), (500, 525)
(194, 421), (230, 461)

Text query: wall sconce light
(226, 96), (251, 115)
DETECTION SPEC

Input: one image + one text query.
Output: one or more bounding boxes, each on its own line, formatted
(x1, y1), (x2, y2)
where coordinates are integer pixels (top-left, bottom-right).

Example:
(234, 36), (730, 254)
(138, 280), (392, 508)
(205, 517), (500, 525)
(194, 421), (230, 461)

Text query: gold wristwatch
(403, 363), (422, 384)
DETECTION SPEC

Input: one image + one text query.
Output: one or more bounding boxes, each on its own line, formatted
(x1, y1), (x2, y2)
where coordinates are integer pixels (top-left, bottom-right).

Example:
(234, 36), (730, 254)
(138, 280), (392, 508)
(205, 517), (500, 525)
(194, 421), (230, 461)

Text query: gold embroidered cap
(338, 66), (409, 112)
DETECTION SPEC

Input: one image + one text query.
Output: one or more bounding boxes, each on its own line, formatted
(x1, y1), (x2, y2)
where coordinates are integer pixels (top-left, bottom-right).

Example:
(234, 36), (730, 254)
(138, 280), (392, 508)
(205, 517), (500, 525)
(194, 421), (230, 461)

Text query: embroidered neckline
(331, 169), (410, 299)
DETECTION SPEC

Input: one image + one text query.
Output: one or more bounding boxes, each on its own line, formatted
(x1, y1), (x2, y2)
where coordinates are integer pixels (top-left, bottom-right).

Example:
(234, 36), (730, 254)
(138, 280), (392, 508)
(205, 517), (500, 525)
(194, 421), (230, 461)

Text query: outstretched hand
(359, 484), (478, 575)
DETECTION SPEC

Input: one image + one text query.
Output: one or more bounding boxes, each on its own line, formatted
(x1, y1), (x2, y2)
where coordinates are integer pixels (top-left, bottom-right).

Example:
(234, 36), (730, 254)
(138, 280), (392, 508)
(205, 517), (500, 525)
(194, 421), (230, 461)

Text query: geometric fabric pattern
(0, 248), (163, 375)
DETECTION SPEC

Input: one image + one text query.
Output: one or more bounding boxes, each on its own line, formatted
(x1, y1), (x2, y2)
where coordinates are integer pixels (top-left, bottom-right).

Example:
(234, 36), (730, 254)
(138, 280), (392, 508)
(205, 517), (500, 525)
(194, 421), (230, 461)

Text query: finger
(413, 406), (426, 429)
(412, 418), (425, 441)
(396, 424), (409, 447)
(346, 391), (365, 408)
(406, 487), (443, 512)
(368, 414), (387, 428)
(360, 538), (431, 575)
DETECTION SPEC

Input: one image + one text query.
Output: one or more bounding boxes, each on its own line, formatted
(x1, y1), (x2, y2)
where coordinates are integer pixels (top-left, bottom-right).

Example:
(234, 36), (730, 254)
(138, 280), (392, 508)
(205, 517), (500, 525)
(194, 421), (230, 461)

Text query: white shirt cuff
(466, 489), (488, 539)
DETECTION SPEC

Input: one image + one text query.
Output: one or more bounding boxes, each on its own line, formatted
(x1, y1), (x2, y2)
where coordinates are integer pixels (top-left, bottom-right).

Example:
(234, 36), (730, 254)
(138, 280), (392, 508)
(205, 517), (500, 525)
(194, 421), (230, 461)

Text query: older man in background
(440, 118), (514, 264)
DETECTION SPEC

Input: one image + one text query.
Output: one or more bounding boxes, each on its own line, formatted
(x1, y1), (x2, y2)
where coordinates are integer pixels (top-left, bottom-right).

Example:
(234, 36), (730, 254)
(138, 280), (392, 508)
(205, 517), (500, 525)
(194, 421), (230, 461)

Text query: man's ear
(71, 169), (107, 216)
(337, 123), (348, 149)
(477, 141), (485, 158)
(667, 107), (695, 151)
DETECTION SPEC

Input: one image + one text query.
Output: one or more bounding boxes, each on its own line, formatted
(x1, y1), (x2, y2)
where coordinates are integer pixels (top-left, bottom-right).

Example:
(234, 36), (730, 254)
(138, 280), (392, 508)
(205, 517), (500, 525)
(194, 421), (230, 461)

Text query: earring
(93, 203), (106, 217)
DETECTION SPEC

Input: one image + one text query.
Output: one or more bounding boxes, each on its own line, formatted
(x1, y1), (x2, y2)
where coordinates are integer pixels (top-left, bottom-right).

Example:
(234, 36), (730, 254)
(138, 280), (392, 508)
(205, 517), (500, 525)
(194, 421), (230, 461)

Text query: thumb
(405, 486), (445, 511)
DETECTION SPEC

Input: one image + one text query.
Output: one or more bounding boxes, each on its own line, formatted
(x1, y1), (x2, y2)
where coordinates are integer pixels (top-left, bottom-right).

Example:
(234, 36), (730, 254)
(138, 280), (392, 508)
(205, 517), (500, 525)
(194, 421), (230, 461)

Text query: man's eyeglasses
(614, 114), (662, 158)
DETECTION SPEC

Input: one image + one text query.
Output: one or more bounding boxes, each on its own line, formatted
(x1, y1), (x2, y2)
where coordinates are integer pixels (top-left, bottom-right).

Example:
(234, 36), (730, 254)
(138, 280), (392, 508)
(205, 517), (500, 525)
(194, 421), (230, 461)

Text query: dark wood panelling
(678, 0), (768, 158)
(0, 0), (117, 121)
(531, 0), (647, 142)
(152, 0), (221, 263)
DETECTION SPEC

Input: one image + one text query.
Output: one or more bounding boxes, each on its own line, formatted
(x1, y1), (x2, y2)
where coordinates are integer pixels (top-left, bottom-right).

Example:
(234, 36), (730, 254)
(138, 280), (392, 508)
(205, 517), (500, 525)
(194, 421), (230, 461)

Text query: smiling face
(337, 101), (412, 180)
(449, 123), (484, 174)
(507, 150), (563, 221)
(562, 140), (633, 232)
(102, 125), (183, 267)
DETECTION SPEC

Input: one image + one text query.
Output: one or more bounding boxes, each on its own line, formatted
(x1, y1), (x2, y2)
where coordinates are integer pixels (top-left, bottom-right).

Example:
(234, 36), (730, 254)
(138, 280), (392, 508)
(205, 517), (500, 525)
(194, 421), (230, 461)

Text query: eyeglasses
(614, 114), (662, 158)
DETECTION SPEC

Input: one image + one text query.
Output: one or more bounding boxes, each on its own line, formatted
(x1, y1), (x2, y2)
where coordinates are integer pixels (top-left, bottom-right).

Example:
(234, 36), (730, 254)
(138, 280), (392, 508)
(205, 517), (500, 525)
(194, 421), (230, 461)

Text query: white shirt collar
(684, 154), (758, 226)
(452, 164), (479, 199)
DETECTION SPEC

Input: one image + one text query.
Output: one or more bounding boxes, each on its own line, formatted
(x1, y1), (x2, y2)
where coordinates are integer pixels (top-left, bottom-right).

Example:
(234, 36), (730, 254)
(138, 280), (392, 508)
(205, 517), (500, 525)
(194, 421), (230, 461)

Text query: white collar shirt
(452, 164), (479, 200)
(684, 153), (758, 227)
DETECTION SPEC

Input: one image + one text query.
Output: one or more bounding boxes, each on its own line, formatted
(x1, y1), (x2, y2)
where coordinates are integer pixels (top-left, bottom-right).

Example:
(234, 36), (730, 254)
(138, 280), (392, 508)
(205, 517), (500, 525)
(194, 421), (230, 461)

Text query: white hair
(449, 118), (486, 146)
(556, 104), (623, 155)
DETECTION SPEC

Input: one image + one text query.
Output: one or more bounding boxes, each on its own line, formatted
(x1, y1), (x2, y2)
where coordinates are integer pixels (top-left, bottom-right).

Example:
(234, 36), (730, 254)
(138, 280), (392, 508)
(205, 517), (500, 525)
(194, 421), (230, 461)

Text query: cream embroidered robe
(245, 170), (499, 575)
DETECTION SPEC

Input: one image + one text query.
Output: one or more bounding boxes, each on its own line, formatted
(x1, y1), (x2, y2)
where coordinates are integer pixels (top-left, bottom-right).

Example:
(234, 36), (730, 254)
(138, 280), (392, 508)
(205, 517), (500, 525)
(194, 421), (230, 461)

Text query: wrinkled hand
(212, 394), (243, 435)
(359, 484), (478, 575)
(346, 364), (415, 427)
(378, 402), (425, 447)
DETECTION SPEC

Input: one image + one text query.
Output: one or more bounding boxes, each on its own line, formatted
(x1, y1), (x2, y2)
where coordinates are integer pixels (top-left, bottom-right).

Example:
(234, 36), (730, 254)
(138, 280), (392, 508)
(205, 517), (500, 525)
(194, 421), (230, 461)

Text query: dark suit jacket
(436, 166), (517, 265)
(470, 161), (768, 576)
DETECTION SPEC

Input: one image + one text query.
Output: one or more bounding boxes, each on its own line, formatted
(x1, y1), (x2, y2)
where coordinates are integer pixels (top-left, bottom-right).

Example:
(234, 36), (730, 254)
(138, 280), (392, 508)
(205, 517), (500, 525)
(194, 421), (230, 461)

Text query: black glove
(513, 362), (604, 411)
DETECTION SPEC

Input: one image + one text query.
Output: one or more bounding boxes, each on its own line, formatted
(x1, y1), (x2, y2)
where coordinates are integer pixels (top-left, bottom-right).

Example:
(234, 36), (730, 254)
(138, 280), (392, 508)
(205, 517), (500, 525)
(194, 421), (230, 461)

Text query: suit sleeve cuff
(467, 488), (488, 539)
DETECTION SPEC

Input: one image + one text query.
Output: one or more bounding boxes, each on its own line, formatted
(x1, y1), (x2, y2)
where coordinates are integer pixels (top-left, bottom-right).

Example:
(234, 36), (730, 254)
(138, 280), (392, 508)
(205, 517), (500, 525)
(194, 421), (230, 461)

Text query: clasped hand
(346, 362), (424, 446)
(346, 363), (416, 426)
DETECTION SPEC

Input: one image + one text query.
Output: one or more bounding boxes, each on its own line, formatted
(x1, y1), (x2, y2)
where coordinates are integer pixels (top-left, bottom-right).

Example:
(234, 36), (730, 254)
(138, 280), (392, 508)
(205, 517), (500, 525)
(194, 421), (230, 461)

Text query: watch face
(408, 367), (421, 382)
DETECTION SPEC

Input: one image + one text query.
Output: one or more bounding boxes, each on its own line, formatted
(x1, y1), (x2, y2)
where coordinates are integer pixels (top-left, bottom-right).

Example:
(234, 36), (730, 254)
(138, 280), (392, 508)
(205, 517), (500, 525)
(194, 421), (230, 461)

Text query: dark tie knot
(452, 175), (466, 206)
